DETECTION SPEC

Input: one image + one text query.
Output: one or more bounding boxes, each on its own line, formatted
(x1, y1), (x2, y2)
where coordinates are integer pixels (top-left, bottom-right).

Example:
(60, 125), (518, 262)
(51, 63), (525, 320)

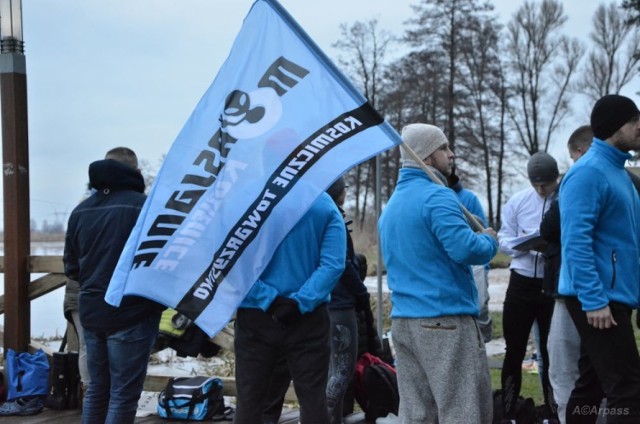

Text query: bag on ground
(5, 349), (50, 401)
(157, 376), (225, 420)
(354, 352), (399, 421)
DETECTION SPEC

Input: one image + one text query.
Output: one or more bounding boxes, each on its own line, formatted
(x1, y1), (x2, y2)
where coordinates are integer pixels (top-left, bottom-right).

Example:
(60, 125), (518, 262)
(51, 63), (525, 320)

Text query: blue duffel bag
(157, 376), (226, 421)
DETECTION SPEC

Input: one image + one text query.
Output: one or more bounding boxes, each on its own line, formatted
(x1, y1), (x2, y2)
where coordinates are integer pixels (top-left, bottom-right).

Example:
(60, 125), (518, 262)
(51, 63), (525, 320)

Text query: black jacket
(64, 159), (161, 332)
(328, 210), (369, 311)
(540, 196), (561, 297)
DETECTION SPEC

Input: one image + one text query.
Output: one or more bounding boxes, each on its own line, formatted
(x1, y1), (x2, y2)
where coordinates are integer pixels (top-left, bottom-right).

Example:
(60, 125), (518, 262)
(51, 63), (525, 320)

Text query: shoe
(543, 419), (560, 424)
(0, 396), (44, 416)
(499, 420), (516, 424)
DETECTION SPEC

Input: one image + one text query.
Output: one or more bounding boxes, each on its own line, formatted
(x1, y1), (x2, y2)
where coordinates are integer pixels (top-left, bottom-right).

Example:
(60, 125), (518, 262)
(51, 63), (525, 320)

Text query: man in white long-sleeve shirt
(498, 152), (559, 424)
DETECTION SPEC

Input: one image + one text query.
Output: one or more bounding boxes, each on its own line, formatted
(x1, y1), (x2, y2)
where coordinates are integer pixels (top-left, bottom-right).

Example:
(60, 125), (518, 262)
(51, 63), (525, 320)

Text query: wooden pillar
(1, 52), (30, 352)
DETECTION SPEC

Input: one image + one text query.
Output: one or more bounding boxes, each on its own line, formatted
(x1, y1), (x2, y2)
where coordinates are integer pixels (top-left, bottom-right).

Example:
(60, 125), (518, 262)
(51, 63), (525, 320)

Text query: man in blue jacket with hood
(559, 94), (640, 423)
(379, 123), (498, 424)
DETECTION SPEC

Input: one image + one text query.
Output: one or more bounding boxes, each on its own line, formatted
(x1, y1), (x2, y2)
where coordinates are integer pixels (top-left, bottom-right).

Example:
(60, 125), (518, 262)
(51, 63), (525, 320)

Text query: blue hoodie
(378, 168), (498, 318)
(240, 193), (346, 314)
(558, 139), (640, 310)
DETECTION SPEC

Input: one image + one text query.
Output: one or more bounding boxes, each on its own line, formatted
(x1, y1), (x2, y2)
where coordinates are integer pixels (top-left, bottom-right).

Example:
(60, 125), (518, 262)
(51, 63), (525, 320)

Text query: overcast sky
(1, 0), (620, 228)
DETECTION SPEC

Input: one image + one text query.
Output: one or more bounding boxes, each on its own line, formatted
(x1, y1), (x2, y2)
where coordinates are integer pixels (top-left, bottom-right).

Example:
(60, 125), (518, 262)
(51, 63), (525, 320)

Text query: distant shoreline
(0, 232), (65, 243)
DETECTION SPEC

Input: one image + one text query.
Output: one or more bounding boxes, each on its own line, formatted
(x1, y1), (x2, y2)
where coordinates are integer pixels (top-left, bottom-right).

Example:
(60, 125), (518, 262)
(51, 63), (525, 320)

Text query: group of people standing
(496, 94), (640, 424)
(377, 94), (640, 424)
(61, 93), (640, 424)
(63, 145), (378, 424)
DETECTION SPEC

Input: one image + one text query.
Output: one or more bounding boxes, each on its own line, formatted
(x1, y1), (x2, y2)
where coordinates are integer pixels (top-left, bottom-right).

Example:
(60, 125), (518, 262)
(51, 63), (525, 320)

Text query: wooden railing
(0, 255), (297, 400)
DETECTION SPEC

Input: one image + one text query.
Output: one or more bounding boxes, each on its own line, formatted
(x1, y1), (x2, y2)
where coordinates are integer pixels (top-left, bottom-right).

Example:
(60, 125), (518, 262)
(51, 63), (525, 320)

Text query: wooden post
(1, 52), (30, 352)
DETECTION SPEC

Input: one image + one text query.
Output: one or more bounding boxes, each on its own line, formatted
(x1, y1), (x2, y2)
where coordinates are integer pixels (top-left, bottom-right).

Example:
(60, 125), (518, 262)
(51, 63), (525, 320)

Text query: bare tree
(333, 19), (392, 111)
(456, 13), (508, 226)
(332, 19), (395, 227)
(579, 2), (640, 102)
(403, 0), (493, 153)
(505, 0), (584, 154)
(622, 0), (640, 25)
(380, 49), (449, 207)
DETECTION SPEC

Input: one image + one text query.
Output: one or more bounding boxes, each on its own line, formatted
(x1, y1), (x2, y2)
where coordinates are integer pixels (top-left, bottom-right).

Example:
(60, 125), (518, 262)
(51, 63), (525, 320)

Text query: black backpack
(354, 353), (400, 421)
(492, 389), (537, 424)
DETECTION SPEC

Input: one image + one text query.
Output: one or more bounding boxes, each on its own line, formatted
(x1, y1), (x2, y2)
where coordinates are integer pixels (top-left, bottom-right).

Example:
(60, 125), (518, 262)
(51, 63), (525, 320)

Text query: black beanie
(326, 176), (346, 201)
(590, 94), (640, 140)
(527, 152), (558, 183)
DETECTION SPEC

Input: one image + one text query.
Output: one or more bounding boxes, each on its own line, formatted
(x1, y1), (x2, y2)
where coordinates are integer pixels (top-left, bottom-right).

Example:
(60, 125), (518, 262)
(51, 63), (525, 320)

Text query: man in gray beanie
(559, 94), (640, 423)
(498, 151), (560, 423)
(379, 123), (498, 423)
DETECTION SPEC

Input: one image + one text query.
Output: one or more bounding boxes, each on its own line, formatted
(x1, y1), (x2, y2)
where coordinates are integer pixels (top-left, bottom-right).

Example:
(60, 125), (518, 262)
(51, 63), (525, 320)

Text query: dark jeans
(234, 305), (330, 424)
(501, 271), (555, 419)
(565, 297), (640, 424)
(82, 313), (160, 424)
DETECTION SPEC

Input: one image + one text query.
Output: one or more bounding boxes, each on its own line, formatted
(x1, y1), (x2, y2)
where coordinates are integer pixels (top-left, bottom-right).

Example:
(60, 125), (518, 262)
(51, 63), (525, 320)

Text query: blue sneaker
(0, 396), (44, 416)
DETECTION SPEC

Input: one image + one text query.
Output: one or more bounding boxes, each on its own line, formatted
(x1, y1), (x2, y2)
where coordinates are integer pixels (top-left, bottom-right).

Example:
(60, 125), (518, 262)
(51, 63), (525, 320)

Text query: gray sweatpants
(473, 265), (493, 342)
(548, 299), (580, 424)
(391, 316), (493, 424)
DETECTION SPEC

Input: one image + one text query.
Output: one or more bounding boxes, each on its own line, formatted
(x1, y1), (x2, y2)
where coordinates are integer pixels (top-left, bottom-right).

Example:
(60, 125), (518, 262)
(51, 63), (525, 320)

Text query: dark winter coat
(64, 159), (162, 332)
(328, 210), (369, 311)
(539, 195), (561, 297)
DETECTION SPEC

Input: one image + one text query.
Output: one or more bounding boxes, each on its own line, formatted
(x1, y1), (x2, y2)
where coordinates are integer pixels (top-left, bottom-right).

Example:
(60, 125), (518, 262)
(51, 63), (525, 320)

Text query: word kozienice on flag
(105, 0), (401, 337)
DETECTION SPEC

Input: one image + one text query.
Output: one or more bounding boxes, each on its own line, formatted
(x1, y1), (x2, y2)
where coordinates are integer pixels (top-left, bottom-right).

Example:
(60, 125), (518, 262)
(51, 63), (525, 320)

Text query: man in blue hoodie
(233, 192), (346, 424)
(378, 123), (498, 424)
(559, 94), (640, 423)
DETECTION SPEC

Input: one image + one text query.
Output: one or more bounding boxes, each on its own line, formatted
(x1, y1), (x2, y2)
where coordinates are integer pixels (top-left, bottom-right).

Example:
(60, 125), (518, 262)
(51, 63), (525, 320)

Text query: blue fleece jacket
(558, 139), (640, 310)
(240, 193), (346, 314)
(379, 168), (498, 318)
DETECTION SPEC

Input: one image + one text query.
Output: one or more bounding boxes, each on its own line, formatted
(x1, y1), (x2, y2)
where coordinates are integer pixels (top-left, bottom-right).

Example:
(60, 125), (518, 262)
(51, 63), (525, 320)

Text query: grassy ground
(488, 310), (640, 407)
(490, 311), (545, 405)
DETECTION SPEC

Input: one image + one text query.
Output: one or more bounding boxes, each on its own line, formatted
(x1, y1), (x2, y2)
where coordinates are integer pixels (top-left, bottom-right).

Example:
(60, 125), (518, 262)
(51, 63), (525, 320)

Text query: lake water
(0, 241), (68, 338)
(0, 242), (511, 340)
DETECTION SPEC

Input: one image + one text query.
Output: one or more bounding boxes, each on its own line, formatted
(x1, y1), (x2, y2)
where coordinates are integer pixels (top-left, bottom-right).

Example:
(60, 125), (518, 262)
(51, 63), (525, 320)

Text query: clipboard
(512, 233), (548, 252)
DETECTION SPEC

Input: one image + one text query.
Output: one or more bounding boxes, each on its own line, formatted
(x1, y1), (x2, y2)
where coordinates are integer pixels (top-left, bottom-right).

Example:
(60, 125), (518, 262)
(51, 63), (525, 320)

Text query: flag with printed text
(105, 0), (401, 336)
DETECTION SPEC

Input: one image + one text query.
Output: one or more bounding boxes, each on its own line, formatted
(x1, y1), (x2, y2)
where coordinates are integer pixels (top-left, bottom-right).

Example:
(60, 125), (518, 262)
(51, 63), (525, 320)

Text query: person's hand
(481, 227), (498, 241)
(586, 305), (617, 329)
(267, 296), (301, 326)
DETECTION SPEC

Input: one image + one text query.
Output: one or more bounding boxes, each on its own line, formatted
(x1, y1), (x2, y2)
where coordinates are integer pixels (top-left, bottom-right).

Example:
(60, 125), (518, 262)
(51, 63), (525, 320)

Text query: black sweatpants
(501, 270), (555, 419)
(565, 297), (640, 424)
(234, 305), (330, 424)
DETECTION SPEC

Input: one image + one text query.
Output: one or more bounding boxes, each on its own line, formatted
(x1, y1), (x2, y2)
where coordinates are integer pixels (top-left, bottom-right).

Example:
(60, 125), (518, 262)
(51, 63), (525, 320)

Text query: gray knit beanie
(527, 152), (559, 183)
(400, 124), (448, 168)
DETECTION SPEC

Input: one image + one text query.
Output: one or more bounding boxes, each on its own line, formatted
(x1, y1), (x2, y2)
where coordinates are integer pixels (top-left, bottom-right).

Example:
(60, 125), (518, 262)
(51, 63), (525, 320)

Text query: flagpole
(400, 143), (485, 232)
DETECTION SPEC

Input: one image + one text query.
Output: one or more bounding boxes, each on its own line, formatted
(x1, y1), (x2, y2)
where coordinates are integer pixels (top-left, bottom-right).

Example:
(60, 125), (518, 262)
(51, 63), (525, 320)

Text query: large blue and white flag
(105, 0), (401, 337)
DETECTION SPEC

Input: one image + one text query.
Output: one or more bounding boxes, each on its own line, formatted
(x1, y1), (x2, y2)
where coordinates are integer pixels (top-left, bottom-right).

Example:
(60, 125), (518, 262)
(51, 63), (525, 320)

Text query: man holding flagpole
(379, 123), (498, 423)
(105, 0), (401, 341)
(233, 191), (346, 424)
